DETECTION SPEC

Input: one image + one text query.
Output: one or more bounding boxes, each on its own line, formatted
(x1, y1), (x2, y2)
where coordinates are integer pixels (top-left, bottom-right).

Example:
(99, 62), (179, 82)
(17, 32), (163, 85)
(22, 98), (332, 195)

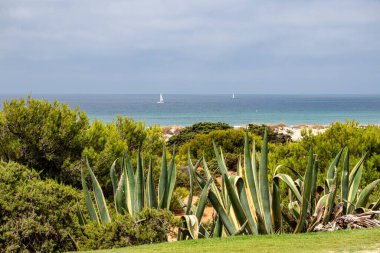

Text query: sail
(158, 93), (164, 103)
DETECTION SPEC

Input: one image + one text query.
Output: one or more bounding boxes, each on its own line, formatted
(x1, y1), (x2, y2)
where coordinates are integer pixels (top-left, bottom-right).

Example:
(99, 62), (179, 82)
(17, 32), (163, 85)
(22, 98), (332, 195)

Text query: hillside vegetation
(1, 97), (380, 251)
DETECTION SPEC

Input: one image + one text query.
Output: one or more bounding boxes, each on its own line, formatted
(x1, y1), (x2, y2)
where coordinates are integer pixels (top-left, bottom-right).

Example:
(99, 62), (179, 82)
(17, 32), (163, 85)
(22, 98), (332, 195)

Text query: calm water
(0, 94), (379, 126)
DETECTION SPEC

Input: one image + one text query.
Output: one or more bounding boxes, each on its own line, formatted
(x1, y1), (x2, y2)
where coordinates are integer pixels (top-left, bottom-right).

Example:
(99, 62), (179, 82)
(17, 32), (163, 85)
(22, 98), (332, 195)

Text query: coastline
(162, 123), (331, 141)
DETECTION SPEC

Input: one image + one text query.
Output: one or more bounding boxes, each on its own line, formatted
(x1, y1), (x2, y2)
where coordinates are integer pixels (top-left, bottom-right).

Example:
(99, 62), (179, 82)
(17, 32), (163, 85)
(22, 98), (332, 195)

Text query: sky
(0, 0), (379, 94)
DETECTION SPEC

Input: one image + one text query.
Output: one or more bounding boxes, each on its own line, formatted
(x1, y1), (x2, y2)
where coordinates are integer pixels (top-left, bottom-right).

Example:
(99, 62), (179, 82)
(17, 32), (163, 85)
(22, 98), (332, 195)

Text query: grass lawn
(79, 228), (380, 253)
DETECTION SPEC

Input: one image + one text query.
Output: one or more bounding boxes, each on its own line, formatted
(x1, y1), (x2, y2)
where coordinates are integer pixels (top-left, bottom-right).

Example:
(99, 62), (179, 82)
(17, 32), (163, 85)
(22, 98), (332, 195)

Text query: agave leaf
(237, 155), (243, 177)
(244, 132), (261, 214)
(224, 174), (254, 234)
(86, 157), (111, 224)
(115, 168), (128, 215)
(314, 194), (329, 215)
(76, 201), (87, 226)
(274, 173), (302, 202)
(258, 129), (272, 234)
(202, 156), (223, 203)
(181, 215), (199, 240)
(146, 158), (157, 208)
(195, 173), (236, 235)
(165, 146), (177, 209)
(349, 153), (368, 187)
(80, 167), (99, 223)
(372, 197), (380, 211)
(213, 215), (223, 238)
(326, 148), (344, 187)
(134, 150), (145, 213)
(323, 166), (338, 224)
(341, 149), (350, 211)
(310, 157), (318, 215)
(186, 151), (195, 215)
(110, 159), (118, 197)
(356, 179), (380, 208)
(124, 153), (135, 214)
(251, 139), (260, 195)
(196, 178), (213, 222)
(212, 140), (228, 175)
(294, 146), (314, 233)
(288, 201), (300, 220)
(232, 175), (258, 234)
(347, 164), (363, 214)
(272, 175), (281, 233)
(158, 145), (168, 209)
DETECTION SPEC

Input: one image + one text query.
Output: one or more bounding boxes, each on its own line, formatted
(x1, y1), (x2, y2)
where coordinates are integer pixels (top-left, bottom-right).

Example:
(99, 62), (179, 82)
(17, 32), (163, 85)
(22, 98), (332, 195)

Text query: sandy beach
(162, 124), (329, 142)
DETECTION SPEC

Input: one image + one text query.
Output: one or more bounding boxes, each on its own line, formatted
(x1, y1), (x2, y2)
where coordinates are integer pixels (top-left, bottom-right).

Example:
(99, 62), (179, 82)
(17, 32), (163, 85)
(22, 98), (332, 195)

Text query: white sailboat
(232, 93), (235, 99)
(157, 93), (164, 104)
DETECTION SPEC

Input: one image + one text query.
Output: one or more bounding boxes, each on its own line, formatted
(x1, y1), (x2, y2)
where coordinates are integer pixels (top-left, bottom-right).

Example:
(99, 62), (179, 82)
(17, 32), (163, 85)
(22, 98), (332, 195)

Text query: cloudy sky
(0, 0), (379, 94)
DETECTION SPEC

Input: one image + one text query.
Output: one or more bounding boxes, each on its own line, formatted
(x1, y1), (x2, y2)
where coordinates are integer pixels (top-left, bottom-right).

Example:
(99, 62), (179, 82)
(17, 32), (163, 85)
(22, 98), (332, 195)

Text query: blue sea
(0, 94), (379, 126)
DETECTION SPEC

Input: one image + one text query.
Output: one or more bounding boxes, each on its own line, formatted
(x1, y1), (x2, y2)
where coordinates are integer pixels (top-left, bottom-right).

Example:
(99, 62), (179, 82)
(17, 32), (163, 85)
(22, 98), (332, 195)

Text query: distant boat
(157, 93), (164, 104)
(232, 93), (235, 99)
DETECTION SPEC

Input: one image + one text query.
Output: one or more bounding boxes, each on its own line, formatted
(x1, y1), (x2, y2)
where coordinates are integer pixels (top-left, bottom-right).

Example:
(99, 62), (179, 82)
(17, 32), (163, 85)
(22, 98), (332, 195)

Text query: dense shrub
(0, 97), (164, 188)
(269, 121), (380, 187)
(77, 209), (178, 250)
(0, 97), (89, 185)
(178, 129), (261, 163)
(168, 122), (232, 147)
(0, 161), (179, 252)
(248, 123), (292, 144)
(0, 161), (82, 252)
(82, 116), (164, 194)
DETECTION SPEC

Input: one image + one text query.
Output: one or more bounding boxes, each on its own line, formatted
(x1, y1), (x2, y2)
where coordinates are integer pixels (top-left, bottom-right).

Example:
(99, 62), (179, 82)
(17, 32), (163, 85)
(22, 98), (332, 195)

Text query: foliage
(0, 161), (82, 252)
(0, 96), (89, 185)
(168, 122), (232, 147)
(0, 97), (164, 188)
(180, 130), (380, 239)
(178, 129), (261, 163)
(248, 123), (292, 144)
(77, 209), (178, 250)
(80, 146), (177, 224)
(170, 187), (189, 211)
(270, 121), (380, 187)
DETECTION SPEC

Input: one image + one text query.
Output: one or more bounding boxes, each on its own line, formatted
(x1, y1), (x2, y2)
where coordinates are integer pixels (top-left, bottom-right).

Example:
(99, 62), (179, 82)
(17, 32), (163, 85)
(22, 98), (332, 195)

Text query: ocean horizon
(1, 94), (379, 126)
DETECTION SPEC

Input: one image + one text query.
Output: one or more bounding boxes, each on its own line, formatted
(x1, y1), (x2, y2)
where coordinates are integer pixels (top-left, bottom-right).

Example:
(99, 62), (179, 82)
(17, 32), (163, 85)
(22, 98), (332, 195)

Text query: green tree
(0, 96), (89, 184)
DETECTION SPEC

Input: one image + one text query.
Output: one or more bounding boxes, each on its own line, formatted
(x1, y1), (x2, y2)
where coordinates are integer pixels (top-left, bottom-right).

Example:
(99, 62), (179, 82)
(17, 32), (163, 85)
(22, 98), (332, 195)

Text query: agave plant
(181, 130), (273, 237)
(180, 129), (380, 239)
(79, 146), (177, 225)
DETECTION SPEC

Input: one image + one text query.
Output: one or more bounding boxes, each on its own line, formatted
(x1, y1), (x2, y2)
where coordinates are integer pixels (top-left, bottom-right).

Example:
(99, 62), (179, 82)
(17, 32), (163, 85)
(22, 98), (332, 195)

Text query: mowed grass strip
(78, 228), (380, 253)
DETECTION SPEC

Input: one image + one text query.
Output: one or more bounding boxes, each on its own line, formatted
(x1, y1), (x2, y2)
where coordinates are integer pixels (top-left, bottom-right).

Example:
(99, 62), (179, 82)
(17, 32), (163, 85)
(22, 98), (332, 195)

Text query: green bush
(77, 209), (178, 250)
(168, 122), (232, 147)
(269, 121), (380, 187)
(0, 96), (89, 185)
(248, 123), (291, 144)
(178, 129), (261, 163)
(0, 161), (82, 252)
(0, 97), (165, 189)
(0, 161), (179, 252)
(170, 187), (190, 211)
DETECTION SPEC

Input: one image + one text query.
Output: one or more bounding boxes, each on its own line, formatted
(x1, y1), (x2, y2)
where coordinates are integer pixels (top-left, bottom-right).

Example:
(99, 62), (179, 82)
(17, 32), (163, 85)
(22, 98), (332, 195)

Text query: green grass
(79, 228), (380, 253)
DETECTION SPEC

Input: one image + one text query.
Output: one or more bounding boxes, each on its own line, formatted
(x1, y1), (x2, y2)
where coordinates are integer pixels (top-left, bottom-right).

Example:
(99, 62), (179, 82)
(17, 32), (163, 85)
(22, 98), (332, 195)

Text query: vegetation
(168, 122), (232, 147)
(0, 97), (164, 188)
(0, 161), (178, 252)
(0, 161), (81, 252)
(179, 131), (380, 238)
(77, 209), (178, 250)
(77, 227), (380, 253)
(80, 146), (176, 222)
(248, 123), (292, 144)
(1, 97), (380, 251)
